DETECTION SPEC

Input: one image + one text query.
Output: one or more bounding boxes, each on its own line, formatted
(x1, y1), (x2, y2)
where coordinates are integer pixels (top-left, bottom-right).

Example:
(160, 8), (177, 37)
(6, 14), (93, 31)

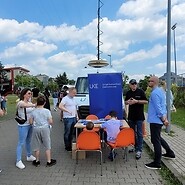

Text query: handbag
(15, 108), (27, 125)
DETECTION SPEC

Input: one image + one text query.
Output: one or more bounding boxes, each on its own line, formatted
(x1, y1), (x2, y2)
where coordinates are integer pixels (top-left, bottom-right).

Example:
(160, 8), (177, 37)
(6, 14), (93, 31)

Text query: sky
(0, 0), (185, 82)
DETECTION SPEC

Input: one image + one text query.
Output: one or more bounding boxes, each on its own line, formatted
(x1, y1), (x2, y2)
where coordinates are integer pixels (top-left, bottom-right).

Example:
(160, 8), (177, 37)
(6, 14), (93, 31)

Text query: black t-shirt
(125, 88), (147, 121)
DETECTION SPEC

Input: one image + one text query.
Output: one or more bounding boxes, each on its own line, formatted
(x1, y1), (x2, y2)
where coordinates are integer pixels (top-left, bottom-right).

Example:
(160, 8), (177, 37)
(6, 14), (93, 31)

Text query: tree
(15, 75), (44, 90)
(55, 72), (69, 88)
(0, 61), (8, 83)
(139, 75), (151, 91)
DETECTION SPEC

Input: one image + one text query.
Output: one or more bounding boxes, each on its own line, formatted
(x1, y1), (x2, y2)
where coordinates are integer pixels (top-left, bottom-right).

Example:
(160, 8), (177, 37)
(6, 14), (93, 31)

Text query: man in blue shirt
(145, 76), (175, 170)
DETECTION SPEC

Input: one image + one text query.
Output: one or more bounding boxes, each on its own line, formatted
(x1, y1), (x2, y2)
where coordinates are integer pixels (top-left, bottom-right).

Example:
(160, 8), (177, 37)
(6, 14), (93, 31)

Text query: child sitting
(101, 110), (123, 160)
(86, 121), (94, 130)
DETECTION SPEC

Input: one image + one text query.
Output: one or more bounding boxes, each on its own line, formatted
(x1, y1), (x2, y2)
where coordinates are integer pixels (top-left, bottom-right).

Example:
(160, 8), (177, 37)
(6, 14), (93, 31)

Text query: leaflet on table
(78, 119), (106, 125)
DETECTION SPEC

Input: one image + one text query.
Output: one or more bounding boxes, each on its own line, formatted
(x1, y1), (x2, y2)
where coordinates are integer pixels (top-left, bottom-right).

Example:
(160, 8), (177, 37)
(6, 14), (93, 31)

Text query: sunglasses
(27, 92), (32, 95)
(148, 80), (154, 82)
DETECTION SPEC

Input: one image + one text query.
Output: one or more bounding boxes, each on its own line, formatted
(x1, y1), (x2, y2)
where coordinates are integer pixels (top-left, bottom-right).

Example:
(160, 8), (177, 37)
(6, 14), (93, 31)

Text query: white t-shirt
(17, 100), (35, 126)
(61, 95), (77, 118)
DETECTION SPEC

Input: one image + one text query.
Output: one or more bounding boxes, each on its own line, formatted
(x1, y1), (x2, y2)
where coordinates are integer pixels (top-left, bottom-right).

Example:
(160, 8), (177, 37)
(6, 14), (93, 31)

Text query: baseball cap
(129, 79), (137, 85)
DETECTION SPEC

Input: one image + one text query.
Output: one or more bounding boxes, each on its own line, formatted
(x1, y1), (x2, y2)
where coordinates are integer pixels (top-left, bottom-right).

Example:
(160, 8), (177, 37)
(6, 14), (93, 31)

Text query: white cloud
(117, 0), (167, 18)
(0, 40), (57, 60)
(121, 44), (166, 63)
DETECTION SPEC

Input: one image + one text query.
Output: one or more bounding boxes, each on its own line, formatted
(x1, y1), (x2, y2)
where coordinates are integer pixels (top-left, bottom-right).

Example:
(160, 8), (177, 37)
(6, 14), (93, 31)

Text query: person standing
(29, 95), (56, 167)
(125, 79), (148, 160)
(52, 90), (58, 111)
(16, 88), (36, 169)
(145, 76), (175, 170)
(0, 108), (4, 172)
(59, 87), (78, 151)
(43, 88), (51, 110)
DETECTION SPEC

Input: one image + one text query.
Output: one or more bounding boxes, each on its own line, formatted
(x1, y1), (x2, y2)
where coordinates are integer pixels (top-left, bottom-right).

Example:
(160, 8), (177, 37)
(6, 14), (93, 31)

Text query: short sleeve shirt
(125, 88), (147, 121)
(101, 119), (123, 143)
(30, 108), (52, 128)
(61, 95), (77, 118)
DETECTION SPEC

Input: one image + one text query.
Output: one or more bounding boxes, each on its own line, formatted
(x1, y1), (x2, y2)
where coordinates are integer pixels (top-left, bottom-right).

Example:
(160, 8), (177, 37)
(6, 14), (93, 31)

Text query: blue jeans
(128, 120), (143, 152)
(16, 125), (33, 162)
(63, 117), (76, 149)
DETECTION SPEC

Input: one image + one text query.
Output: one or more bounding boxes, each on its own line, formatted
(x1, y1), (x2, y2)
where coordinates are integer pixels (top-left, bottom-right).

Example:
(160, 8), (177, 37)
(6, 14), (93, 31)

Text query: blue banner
(88, 73), (123, 119)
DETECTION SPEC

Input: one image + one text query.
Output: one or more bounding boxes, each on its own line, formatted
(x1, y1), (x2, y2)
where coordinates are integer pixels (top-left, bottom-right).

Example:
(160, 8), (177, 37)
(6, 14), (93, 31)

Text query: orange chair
(106, 128), (136, 173)
(73, 130), (103, 176)
(83, 114), (99, 132)
(86, 114), (98, 120)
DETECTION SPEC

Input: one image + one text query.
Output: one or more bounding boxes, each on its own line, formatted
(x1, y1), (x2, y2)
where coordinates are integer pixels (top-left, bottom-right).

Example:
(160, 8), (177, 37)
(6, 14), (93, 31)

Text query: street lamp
(108, 54), (112, 68)
(171, 23), (177, 84)
(166, 0), (172, 133)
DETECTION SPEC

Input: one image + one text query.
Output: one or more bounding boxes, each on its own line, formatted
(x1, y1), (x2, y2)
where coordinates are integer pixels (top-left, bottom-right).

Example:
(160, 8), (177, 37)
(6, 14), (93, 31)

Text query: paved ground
(144, 117), (185, 185)
(0, 109), (182, 185)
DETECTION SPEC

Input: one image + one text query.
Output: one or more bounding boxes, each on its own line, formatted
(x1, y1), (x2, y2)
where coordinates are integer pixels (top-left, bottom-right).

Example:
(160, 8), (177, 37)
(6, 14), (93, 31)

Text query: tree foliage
(139, 75), (151, 91)
(55, 72), (69, 88)
(0, 61), (8, 83)
(15, 75), (44, 90)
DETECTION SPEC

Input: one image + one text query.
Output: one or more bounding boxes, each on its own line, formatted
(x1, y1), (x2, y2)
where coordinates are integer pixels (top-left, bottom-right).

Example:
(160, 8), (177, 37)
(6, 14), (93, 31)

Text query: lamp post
(108, 54), (112, 68)
(171, 23), (177, 84)
(166, 0), (172, 133)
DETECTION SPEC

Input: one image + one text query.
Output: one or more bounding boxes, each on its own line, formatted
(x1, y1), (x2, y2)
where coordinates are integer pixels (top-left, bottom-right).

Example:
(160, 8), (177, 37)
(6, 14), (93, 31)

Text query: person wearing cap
(125, 79), (148, 160)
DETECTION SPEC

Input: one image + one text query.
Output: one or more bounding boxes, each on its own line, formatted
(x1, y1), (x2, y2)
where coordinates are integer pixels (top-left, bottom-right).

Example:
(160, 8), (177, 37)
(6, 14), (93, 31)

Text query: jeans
(128, 120), (143, 152)
(63, 117), (76, 149)
(16, 125), (33, 162)
(150, 123), (172, 165)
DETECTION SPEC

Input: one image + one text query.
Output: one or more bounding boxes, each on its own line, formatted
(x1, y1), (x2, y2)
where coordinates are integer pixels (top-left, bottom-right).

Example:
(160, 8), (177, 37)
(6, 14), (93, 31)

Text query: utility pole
(171, 23), (177, 84)
(166, 0), (172, 133)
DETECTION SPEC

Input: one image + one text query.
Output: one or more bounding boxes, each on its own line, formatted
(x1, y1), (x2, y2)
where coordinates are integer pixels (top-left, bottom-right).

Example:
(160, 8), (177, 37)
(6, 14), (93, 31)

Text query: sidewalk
(144, 115), (185, 185)
(0, 109), (179, 185)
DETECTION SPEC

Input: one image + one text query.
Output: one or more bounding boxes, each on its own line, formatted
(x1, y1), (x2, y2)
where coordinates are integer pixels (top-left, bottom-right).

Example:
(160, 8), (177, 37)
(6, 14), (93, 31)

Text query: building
(35, 74), (49, 86)
(159, 72), (185, 86)
(1, 67), (29, 94)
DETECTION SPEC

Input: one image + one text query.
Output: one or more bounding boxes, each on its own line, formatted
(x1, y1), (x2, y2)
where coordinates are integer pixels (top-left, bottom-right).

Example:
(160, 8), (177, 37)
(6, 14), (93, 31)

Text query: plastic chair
(86, 114), (98, 120)
(106, 128), (136, 173)
(83, 114), (99, 132)
(73, 130), (103, 176)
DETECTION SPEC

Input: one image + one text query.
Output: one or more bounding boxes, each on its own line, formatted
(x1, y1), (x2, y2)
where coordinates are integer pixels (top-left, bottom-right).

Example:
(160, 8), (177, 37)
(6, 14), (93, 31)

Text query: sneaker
(162, 153), (175, 159)
(27, 155), (36, 162)
(46, 159), (56, 167)
(0, 169), (2, 173)
(16, 160), (25, 169)
(65, 147), (72, 152)
(136, 151), (142, 160)
(145, 162), (161, 170)
(32, 160), (40, 167)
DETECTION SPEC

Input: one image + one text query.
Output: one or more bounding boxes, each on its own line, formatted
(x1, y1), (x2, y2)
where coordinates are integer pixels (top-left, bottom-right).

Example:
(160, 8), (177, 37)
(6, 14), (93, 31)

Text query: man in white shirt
(59, 87), (78, 151)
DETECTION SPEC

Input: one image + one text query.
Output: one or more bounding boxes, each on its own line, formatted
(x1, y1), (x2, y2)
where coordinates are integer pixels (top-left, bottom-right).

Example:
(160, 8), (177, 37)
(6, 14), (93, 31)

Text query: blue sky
(0, 0), (185, 81)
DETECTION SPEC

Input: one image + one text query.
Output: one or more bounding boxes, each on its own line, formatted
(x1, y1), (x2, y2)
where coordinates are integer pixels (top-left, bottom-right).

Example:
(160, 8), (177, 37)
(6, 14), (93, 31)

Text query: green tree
(0, 61), (8, 83)
(55, 72), (69, 88)
(68, 79), (75, 85)
(139, 75), (151, 91)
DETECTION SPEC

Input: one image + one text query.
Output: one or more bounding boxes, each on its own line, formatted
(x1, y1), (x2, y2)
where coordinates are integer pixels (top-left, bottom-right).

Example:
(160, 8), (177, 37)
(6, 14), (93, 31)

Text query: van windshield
(75, 77), (89, 94)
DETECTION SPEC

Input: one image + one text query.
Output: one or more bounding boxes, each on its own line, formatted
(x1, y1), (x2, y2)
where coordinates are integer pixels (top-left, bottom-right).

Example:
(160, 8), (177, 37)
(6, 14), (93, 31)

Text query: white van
(74, 67), (119, 119)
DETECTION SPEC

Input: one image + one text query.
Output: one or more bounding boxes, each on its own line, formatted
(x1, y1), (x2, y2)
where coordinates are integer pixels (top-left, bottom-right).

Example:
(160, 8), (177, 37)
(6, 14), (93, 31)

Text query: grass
(144, 105), (185, 129)
(171, 108), (185, 129)
(144, 143), (183, 185)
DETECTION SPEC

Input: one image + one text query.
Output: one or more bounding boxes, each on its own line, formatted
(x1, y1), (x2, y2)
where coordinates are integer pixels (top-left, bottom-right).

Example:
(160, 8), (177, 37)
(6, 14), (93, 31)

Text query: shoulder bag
(15, 108), (27, 125)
